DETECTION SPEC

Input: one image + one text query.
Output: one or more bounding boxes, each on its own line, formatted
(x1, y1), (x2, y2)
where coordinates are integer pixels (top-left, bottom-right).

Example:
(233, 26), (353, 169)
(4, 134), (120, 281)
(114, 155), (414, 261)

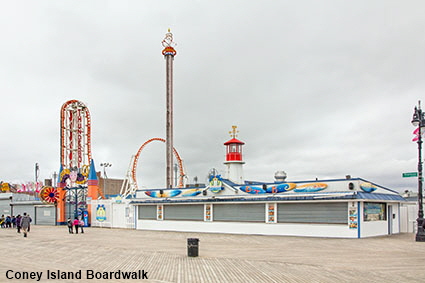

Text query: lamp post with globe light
(412, 101), (425, 242)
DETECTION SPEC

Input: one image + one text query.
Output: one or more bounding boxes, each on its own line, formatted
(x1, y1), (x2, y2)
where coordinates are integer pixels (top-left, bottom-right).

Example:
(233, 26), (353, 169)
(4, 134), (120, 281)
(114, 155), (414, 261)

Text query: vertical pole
(166, 54), (174, 188)
(414, 101), (425, 242)
(417, 122), (424, 241)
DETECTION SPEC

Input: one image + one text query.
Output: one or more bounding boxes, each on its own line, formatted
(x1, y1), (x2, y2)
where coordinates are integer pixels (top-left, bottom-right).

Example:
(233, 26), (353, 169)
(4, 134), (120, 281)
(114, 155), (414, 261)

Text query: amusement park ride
(0, 30), (192, 225)
(33, 30), (182, 225)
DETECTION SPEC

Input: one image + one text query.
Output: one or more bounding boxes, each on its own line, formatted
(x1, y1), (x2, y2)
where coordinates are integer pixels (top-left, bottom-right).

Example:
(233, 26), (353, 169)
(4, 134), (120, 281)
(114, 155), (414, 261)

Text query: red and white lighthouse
(224, 126), (245, 184)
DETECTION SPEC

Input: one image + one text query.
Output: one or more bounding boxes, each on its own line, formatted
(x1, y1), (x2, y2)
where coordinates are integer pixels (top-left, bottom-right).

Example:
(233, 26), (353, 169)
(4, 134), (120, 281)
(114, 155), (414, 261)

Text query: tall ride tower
(162, 29), (177, 188)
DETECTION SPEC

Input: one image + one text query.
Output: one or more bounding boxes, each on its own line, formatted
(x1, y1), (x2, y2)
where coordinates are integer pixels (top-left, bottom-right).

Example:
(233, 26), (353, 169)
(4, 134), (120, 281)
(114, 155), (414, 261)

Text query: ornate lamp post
(412, 101), (425, 242)
(100, 163), (112, 197)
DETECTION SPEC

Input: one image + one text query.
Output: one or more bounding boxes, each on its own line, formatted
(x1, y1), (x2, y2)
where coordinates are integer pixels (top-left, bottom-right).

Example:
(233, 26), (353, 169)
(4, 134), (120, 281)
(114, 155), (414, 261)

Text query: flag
(412, 127), (422, 142)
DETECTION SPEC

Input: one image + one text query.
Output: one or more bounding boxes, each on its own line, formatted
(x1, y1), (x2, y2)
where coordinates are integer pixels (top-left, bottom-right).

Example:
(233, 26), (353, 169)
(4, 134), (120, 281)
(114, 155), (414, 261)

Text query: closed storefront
(277, 202), (347, 224)
(163, 204), (204, 221)
(35, 206), (56, 225)
(213, 203), (265, 222)
(138, 205), (157, 220)
(12, 203), (36, 218)
(0, 198), (12, 215)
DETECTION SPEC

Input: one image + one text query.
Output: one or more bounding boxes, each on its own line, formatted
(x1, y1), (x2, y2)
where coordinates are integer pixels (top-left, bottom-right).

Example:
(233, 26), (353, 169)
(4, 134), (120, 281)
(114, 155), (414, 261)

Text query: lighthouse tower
(223, 126), (245, 184)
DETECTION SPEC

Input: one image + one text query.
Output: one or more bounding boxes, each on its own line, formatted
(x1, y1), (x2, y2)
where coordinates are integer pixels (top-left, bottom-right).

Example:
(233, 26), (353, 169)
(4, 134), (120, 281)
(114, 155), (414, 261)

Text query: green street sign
(402, 172), (418, 178)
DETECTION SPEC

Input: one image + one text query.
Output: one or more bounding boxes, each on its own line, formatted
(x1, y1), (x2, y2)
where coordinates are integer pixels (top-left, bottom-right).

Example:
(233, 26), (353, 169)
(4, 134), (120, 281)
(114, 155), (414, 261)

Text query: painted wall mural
(239, 183), (296, 194)
(96, 205), (106, 222)
(145, 188), (202, 198)
(293, 183), (328, 193)
(141, 180), (379, 199)
(208, 175), (224, 193)
(145, 190), (181, 198)
(360, 182), (377, 193)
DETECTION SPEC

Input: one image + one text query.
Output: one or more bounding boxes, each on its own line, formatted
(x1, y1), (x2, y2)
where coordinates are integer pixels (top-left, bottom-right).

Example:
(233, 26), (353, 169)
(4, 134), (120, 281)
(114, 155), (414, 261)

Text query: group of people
(0, 213), (32, 237)
(67, 217), (85, 234)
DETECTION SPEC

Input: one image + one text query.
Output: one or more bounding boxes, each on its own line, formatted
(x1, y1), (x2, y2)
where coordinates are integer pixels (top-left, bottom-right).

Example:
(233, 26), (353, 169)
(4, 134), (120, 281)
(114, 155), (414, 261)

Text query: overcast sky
(1, 1), (424, 193)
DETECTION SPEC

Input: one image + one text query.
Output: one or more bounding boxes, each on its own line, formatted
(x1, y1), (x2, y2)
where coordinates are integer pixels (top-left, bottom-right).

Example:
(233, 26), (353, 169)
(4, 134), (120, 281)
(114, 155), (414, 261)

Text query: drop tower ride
(162, 29), (177, 188)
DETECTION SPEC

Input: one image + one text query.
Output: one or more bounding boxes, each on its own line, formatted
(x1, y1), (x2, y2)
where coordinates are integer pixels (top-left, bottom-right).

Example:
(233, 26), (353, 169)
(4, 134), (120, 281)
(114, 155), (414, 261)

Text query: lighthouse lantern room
(223, 126), (245, 184)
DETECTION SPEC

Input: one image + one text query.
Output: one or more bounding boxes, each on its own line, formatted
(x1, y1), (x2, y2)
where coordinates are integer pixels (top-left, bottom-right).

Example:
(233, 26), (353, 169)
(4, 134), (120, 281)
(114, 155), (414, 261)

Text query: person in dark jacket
(67, 218), (73, 234)
(21, 213), (31, 237)
(16, 215), (22, 233)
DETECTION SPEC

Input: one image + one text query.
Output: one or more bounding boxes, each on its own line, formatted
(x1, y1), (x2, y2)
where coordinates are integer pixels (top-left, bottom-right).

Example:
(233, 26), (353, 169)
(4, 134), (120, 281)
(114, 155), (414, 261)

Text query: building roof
(224, 138), (245, 145)
(131, 191), (406, 204)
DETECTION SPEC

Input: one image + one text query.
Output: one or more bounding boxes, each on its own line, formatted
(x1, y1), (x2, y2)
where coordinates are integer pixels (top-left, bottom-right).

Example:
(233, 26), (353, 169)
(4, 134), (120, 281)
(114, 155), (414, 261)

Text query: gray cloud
(0, 1), (424, 193)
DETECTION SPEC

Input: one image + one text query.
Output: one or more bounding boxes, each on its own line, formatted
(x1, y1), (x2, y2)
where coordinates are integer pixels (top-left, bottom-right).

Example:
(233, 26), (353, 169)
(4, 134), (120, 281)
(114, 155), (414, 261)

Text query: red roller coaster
(131, 138), (186, 189)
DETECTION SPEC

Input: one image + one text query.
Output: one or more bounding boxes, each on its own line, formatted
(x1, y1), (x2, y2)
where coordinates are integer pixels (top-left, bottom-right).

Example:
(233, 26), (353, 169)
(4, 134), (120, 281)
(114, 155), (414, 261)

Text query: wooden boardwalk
(0, 226), (424, 282)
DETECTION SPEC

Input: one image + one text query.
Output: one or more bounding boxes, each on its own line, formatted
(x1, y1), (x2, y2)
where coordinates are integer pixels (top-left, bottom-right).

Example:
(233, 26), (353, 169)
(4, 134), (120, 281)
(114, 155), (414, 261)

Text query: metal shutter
(0, 199), (11, 215)
(277, 202), (347, 224)
(213, 204), (265, 222)
(163, 205), (204, 221)
(138, 205), (157, 220)
(12, 204), (35, 219)
(35, 206), (56, 225)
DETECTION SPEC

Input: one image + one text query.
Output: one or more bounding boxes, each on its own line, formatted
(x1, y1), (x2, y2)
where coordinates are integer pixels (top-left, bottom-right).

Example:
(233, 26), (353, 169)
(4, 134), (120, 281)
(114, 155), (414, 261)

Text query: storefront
(131, 178), (405, 238)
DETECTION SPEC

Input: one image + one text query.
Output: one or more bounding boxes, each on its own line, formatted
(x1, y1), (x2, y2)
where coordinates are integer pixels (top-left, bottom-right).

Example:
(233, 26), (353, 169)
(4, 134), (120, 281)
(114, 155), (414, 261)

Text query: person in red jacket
(73, 217), (79, 234)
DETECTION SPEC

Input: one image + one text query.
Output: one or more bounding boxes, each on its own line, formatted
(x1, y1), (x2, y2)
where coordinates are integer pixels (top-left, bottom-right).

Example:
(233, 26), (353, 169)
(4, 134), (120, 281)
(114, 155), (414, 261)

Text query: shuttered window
(163, 205), (204, 221)
(277, 202), (347, 224)
(213, 204), (265, 222)
(138, 205), (157, 220)
(35, 206), (56, 225)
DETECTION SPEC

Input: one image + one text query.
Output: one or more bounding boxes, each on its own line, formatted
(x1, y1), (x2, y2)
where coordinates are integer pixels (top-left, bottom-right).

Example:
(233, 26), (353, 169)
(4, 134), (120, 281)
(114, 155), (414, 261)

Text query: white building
(123, 128), (406, 238)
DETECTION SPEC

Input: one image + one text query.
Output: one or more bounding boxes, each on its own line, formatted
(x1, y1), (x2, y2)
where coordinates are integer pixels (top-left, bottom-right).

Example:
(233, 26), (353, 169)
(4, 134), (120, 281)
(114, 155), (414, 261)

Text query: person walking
(27, 214), (32, 232)
(67, 218), (73, 234)
(5, 216), (11, 228)
(73, 217), (79, 234)
(79, 218), (85, 234)
(16, 215), (22, 233)
(21, 213), (31, 237)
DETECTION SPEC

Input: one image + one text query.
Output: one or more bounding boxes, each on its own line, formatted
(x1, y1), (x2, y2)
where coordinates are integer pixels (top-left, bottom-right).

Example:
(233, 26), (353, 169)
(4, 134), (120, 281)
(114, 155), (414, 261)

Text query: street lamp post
(411, 100), (425, 242)
(100, 163), (112, 197)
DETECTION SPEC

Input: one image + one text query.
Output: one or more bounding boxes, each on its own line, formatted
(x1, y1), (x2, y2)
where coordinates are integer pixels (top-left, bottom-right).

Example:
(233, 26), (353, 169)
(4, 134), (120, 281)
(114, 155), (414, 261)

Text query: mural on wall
(145, 188), (202, 198)
(96, 204), (106, 222)
(360, 182), (377, 193)
(145, 190), (182, 198)
(208, 175), (224, 193)
(239, 183), (296, 194)
(293, 183), (327, 193)
(181, 189), (202, 197)
(60, 166), (89, 187)
(39, 186), (59, 204)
